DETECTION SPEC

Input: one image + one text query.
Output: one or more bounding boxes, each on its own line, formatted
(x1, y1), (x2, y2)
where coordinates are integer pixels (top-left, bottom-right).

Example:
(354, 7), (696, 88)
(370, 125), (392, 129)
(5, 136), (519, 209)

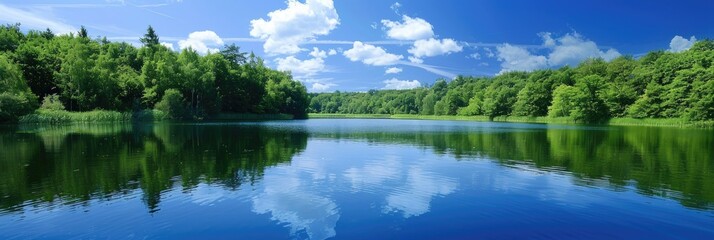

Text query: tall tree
(140, 25), (160, 46)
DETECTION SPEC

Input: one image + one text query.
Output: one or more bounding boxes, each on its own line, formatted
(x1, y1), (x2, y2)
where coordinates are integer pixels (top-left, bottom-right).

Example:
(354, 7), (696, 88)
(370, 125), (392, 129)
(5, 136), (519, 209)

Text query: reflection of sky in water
(251, 160), (340, 240)
(2, 120), (714, 239)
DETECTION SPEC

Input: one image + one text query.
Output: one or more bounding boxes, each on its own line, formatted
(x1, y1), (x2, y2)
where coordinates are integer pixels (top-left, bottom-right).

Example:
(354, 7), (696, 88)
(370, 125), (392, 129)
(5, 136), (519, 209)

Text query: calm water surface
(1, 119), (713, 239)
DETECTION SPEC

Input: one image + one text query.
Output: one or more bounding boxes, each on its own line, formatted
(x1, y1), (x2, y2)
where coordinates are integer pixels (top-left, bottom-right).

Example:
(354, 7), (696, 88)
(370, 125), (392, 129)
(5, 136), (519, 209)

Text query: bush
(0, 92), (38, 122)
(40, 94), (65, 111)
(154, 89), (186, 120)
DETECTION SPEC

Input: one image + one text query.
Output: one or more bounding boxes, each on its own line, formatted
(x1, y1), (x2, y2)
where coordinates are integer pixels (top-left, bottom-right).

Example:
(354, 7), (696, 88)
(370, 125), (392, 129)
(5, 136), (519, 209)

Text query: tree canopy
(0, 24), (309, 121)
(310, 40), (714, 123)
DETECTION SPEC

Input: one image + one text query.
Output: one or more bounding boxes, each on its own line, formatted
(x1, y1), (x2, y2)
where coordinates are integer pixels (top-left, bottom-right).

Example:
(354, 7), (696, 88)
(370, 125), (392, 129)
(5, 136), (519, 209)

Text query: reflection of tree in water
(0, 123), (308, 213)
(314, 126), (714, 210)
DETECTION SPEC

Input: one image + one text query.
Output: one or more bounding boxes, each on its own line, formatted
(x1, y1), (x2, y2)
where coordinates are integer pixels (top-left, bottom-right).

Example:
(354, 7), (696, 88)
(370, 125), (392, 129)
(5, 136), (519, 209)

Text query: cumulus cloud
(381, 15), (434, 40)
(309, 47), (328, 58)
(496, 44), (548, 74)
(0, 4), (76, 34)
(343, 41), (403, 66)
(276, 47), (333, 79)
(160, 42), (175, 51)
(178, 30), (224, 54)
(311, 82), (337, 92)
(408, 56), (423, 64)
(408, 38), (463, 58)
(328, 49), (337, 55)
(383, 78), (421, 90)
(669, 35), (697, 53)
(496, 32), (622, 74)
(276, 55), (325, 78)
(546, 32), (621, 66)
(385, 67), (402, 74)
(250, 0), (339, 55)
(540, 32), (556, 47)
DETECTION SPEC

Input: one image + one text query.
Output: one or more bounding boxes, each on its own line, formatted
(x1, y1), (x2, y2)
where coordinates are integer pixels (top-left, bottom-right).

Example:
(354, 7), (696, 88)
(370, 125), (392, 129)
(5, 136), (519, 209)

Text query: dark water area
(1, 119), (713, 239)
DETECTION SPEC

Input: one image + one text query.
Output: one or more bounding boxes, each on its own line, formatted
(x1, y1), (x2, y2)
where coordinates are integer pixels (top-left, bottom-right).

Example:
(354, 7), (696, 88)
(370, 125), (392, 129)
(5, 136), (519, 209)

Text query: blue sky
(1, 0), (712, 92)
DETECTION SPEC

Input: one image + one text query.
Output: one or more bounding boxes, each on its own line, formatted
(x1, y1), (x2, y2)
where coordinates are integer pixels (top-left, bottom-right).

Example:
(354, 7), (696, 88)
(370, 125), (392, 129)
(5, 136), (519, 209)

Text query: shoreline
(13, 110), (295, 124)
(8, 111), (713, 128)
(308, 113), (714, 128)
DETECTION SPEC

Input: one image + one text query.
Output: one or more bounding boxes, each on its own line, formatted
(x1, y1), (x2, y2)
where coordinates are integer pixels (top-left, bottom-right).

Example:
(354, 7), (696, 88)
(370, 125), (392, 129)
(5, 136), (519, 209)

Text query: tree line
(0, 24), (309, 122)
(310, 40), (714, 123)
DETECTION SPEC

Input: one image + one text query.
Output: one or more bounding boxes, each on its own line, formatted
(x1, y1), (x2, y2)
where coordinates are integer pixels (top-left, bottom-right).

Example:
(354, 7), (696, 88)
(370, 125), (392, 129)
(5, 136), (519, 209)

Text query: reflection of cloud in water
(384, 166), (457, 218)
(251, 164), (340, 240)
(343, 156), (401, 191)
(189, 183), (231, 206)
(481, 162), (606, 208)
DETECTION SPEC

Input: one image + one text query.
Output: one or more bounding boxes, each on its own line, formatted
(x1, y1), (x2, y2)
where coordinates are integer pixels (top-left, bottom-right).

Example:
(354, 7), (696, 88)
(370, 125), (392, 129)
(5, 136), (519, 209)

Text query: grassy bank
(18, 109), (168, 124)
(308, 113), (714, 128)
(16, 110), (295, 124)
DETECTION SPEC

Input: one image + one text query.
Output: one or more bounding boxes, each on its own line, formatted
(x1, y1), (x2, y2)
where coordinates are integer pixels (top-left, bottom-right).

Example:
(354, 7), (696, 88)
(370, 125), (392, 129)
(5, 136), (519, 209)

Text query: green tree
(548, 84), (579, 118)
(0, 53), (38, 121)
(140, 25), (160, 47)
(155, 89), (186, 119)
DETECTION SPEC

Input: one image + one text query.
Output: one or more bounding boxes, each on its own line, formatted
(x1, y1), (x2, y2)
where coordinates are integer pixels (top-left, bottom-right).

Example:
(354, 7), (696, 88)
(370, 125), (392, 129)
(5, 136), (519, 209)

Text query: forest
(0, 23), (309, 122)
(310, 40), (714, 123)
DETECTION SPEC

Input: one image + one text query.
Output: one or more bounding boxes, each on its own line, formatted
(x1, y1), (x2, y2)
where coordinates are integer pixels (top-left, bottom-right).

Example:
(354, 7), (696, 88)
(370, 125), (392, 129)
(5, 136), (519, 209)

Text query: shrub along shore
(16, 110), (294, 124)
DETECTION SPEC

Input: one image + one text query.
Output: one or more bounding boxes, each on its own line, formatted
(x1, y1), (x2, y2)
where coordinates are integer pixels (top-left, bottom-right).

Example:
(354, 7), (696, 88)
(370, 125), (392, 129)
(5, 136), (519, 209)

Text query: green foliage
(570, 75), (609, 123)
(548, 85), (579, 118)
(0, 92), (38, 122)
(310, 42), (714, 124)
(0, 23), (23, 52)
(0, 53), (38, 121)
(40, 94), (65, 111)
(154, 89), (187, 120)
(0, 25), (308, 121)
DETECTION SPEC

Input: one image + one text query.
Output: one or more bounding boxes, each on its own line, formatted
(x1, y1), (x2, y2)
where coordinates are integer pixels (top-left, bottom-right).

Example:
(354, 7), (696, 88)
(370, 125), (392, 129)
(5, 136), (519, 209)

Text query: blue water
(1, 119), (713, 239)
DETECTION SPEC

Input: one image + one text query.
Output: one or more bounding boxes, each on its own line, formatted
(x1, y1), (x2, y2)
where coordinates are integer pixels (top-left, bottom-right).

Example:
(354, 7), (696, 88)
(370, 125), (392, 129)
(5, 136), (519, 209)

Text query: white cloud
(496, 32), (622, 74)
(160, 42), (175, 51)
(276, 55), (325, 78)
(484, 47), (495, 58)
(383, 78), (421, 90)
(390, 2), (401, 12)
(540, 32), (556, 47)
(250, 0), (339, 55)
(0, 4), (76, 34)
(178, 30), (224, 54)
(385, 67), (402, 74)
(546, 32), (621, 66)
(669, 35), (697, 53)
(328, 49), (337, 55)
(468, 53), (481, 60)
(408, 56), (423, 64)
(381, 15), (434, 40)
(309, 47), (327, 58)
(496, 44), (548, 74)
(384, 167), (457, 217)
(408, 38), (463, 58)
(399, 61), (457, 79)
(252, 171), (339, 240)
(311, 82), (337, 92)
(343, 41), (403, 66)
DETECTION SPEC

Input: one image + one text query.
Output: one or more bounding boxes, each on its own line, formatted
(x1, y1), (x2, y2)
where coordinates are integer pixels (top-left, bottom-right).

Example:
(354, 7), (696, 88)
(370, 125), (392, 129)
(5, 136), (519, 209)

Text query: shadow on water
(0, 123), (308, 213)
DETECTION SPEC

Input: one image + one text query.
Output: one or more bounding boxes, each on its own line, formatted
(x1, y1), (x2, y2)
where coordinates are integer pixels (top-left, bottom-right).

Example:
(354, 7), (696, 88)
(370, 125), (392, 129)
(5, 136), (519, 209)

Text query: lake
(1, 119), (713, 239)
